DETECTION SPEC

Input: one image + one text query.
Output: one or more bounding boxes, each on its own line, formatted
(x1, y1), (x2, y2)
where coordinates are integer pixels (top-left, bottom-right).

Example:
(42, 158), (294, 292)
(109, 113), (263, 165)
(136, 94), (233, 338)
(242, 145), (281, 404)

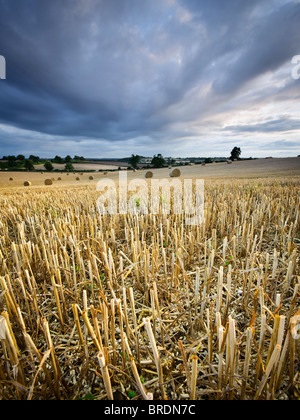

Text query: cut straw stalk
(81, 310), (103, 352)
(190, 355), (198, 400)
(254, 345), (281, 400)
(0, 313), (25, 389)
(123, 333), (153, 400)
(241, 327), (253, 399)
(143, 317), (167, 400)
(72, 303), (84, 346)
(97, 352), (114, 400)
(129, 287), (140, 363)
(42, 317), (61, 398)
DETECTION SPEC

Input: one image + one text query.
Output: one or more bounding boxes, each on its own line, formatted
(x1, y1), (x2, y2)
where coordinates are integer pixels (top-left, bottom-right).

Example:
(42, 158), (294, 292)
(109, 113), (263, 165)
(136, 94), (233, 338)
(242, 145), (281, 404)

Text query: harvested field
(0, 161), (299, 400)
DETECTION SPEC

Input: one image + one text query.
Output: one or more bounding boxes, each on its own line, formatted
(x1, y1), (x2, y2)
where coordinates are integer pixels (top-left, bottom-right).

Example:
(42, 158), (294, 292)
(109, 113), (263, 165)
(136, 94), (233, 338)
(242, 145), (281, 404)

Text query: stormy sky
(0, 0), (299, 158)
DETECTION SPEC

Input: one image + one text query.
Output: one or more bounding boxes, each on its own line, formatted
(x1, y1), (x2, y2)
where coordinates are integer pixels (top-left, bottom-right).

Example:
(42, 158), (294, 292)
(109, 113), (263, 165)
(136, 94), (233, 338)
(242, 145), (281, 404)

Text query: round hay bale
(201, 163), (206, 166)
(9, 177), (13, 181)
(104, 171), (108, 175)
(76, 177), (80, 181)
(227, 160), (233, 164)
(44, 179), (53, 186)
(145, 171), (153, 179)
(80, 172), (83, 176)
(169, 168), (181, 178)
(23, 181), (32, 187)
(57, 177), (62, 180)
(89, 176), (94, 180)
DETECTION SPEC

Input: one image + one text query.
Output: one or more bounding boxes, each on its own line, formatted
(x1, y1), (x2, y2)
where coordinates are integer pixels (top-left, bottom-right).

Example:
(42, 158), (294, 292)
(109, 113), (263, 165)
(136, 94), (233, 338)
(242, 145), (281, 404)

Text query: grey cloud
(225, 117), (300, 134)
(0, 0), (299, 157)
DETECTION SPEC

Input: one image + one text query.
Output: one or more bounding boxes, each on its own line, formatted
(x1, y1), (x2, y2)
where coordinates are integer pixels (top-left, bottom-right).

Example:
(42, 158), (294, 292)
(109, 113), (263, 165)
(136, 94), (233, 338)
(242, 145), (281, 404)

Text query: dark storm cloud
(0, 0), (299, 156)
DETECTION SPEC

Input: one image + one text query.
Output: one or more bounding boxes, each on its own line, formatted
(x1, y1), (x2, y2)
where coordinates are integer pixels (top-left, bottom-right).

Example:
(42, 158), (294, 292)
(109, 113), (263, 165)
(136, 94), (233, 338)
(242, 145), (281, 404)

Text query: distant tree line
(0, 154), (85, 171)
(1, 148), (245, 172)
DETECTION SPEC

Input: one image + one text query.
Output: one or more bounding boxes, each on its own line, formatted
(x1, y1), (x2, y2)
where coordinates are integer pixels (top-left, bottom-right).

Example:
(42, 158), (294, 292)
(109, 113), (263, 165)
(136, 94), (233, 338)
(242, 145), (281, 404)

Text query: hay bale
(169, 168), (181, 178)
(201, 163), (206, 166)
(9, 177), (13, 181)
(57, 177), (62, 181)
(89, 176), (94, 180)
(227, 160), (233, 164)
(23, 181), (32, 187)
(76, 177), (80, 181)
(145, 171), (153, 179)
(44, 179), (53, 186)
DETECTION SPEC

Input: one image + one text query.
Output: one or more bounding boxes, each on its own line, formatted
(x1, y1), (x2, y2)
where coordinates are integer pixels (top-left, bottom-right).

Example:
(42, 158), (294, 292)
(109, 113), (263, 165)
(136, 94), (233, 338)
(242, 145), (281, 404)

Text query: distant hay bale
(89, 176), (94, 180)
(23, 181), (32, 187)
(145, 171), (153, 179)
(80, 172), (83, 176)
(227, 160), (233, 164)
(9, 177), (13, 181)
(104, 172), (108, 175)
(57, 177), (62, 180)
(76, 177), (80, 181)
(169, 168), (181, 178)
(44, 179), (53, 186)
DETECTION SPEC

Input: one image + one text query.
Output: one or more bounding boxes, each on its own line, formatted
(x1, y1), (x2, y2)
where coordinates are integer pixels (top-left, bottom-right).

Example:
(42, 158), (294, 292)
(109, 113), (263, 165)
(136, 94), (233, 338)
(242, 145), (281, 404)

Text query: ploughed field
(0, 160), (299, 400)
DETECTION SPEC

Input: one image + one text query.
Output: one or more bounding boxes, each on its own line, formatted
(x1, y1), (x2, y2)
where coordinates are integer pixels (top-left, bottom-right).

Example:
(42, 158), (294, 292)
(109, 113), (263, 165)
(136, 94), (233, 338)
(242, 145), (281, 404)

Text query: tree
(74, 155), (85, 161)
(7, 156), (17, 167)
(65, 155), (72, 163)
(17, 154), (25, 161)
(151, 154), (166, 168)
(53, 155), (64, 164)
(24, 159), (34, 171)
(29, 155), (40, 163)
(44, 161), (54, 171)
(230, 147), (241, 161)
(129, 154), (141, 169)
(64, 162), (74, 172)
